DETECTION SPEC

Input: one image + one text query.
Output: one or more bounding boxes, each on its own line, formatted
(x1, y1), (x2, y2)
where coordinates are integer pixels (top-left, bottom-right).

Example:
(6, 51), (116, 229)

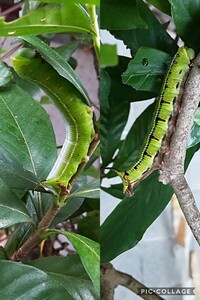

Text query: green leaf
(0, 146), (39, 190)
(46, 230), (100, 294)
(101, 171), (173, 262)
(101, 58), (156, 167)
(194, 107), (200, 126)
(21, 36), (90, 104)
(187, 108), (200, 148)
(50, 198), (85, 226)
(146, 0), (171, 15)
(101, 142), (200, 262)
(0, 84), (56, 180)
(68, 179), (100, 199)
(122, 47), (170, 93)
(0, 260), (73, 299)
(28, 255), (99, 299)
(33, 0), (100, 5)
(0, 179), (32, 228)
(55, 40), (80, 61)
(114, 103), (155, 170)
(170, 0), (200, 51)
(101, 0), (147, 30)
(0, 3), (93, 36)
(0, 62), (13, 87)
(100, 44), (118, 67)
(111, 0), (177, 56)
(77, 212), (100, 242)
(101, 184), (125, 200)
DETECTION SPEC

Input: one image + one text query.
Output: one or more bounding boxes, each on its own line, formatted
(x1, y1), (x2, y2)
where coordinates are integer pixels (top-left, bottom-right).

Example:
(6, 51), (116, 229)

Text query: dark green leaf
(0, 3), (93, 36)
(0, 260), (73, 299)
(0, 62), (13, 87)
(122, 47), (170, 93)
(50, 198), (85, 226)
(0, 84), (56, 180)
(111, 0), (177, 56)
(101, 142), (200, 262)
(146, 0), (171, 15)
(77, 212), (100, 242)
(0, 179), (32, 228)
(101, 0), (147, 30)
(101, 184), (124, 200)
(28, 254), (99, 299)
(100, 44), (118, 67)
(0, 146), (39, 190)
(68, 179), (100, 199)
(113, 103), (155, 170)
(46, 230), (100, 294)
(170, 0), (200, 51)
(55, 40), (80, 62)
(21, 36), (90, 104)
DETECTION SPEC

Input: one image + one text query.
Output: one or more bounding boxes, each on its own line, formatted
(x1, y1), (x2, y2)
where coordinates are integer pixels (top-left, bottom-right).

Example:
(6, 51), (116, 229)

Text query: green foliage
(101, 0), (200, 262)
(0, 1), (99, 298)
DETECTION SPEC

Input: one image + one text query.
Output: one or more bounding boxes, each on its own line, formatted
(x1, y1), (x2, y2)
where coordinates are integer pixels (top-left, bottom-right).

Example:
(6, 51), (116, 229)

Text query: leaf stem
(86, 4), (100, 63)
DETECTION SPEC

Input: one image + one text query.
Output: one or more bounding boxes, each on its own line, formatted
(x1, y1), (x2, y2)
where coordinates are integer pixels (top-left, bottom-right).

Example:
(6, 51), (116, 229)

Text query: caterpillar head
(109, 169), (133, 196)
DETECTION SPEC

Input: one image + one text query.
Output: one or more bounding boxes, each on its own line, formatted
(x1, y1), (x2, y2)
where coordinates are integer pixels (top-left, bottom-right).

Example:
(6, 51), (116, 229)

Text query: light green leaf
(46, 230), (100, 294)
(68, 179), (100, 199)
(21, 36), (90, 104)
(33, 0), (100, 5)
(28, 254), (99, 299)
(0, 179), (32, 228)
(0, 3), (93, 36)
(0, 62), (13, 87)
(100, 44), (118, 67)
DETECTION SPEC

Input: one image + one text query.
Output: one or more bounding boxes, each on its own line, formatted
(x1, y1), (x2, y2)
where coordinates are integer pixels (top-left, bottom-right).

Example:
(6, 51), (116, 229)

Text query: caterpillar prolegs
(115, 46), (195, 195)
(12, 52), (95, 195)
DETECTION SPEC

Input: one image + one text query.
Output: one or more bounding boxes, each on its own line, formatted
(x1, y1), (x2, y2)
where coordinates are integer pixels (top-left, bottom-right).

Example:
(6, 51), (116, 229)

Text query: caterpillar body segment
(116, 46), (195, 195)
(12, 54), (95, 194)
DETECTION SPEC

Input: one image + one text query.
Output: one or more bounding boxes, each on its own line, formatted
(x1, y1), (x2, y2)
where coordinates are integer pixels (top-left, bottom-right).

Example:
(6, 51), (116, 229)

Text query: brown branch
(101, 263), (164, 300)
(11, 203), (61, 261)
(159, 53), (200, 245)
(0, 1), (23, 18)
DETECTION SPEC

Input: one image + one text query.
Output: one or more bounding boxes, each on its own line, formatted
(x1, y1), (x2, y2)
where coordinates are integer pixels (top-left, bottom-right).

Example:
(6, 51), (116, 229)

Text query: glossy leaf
(0, 62), (13, 87)
(101, 0), (147, 30)
(0, 84), (56, 179)
(122, 47), (170, 93)
(111, 0), (177, 56)
(113, 103), (155, 170)
(68, 179), (100, 199)
(146, 0), (171, 15)
(0, 179), (32, 228)
(46, 230), (100, 294)
(170, 0), (200, 51)
(101, 143), (200, 262)
(0, 146), (39, 190)
(21, 36), (90, 104)
(0, 3), (93, 36)
(0, 260), (72, 299)
(28, 255), (99, 299)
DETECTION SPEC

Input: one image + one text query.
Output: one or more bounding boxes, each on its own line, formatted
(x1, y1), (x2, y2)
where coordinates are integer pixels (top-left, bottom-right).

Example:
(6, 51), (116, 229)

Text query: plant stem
(86, 4), (100, 63)
(11, 202), (61, 261)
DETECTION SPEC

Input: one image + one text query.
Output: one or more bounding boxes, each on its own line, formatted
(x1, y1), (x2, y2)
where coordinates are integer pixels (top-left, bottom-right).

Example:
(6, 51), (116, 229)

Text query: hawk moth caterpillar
(114, 46), (195, 195)
(12, 50), (95, 195)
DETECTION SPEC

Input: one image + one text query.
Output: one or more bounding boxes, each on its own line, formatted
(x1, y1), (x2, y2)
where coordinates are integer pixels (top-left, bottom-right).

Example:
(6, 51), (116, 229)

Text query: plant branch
(86, 4), (100, 64)
(101, 263), (164, 300)
(0, 1), (23, 17)
(11, 202), (61, 261)
(159, 53), (200, 245)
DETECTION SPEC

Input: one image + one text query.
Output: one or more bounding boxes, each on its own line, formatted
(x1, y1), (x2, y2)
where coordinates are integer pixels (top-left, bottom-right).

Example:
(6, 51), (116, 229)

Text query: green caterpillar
(115, 46), (195, 195)
(12, 52), (95, 195)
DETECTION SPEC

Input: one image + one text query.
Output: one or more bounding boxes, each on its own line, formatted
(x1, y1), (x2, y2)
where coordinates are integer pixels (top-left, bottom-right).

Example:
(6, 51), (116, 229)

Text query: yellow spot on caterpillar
(8, 31), (16, 35)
